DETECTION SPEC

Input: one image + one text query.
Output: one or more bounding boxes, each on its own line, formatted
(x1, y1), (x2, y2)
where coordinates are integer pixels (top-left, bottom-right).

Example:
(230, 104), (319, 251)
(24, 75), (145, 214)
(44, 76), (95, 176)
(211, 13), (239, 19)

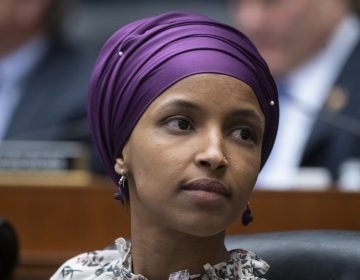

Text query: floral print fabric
(50, 237), (269, 280)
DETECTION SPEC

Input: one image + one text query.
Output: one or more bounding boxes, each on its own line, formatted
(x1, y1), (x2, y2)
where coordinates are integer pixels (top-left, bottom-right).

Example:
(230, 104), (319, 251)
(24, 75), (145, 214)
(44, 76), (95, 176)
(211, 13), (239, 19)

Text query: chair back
(225, 230), (360, 280)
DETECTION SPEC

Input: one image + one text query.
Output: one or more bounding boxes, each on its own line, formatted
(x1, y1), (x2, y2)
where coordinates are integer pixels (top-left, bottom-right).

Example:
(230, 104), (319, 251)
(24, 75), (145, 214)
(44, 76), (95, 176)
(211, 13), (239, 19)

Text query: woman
(51, 11), (278, 280)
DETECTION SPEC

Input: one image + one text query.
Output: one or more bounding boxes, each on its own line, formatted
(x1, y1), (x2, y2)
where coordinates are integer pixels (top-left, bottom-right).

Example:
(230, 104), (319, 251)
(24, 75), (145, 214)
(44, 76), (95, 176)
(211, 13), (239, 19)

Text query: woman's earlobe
(114, 158), (126, 175)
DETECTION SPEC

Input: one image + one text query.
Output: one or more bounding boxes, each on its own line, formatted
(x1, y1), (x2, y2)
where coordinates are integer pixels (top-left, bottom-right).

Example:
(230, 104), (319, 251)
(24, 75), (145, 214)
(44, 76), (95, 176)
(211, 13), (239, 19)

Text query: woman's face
(117, 73), (265, 237)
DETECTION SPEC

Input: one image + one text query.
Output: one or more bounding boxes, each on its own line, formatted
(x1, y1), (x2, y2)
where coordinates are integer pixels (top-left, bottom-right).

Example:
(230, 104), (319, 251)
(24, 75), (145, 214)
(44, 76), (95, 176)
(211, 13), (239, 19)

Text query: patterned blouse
(51, 237), (269, 280)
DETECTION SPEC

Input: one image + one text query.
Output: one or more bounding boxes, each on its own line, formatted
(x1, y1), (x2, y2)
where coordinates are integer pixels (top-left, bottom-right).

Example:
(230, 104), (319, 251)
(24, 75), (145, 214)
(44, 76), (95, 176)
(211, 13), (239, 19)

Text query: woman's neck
(130, 226), (229, 280)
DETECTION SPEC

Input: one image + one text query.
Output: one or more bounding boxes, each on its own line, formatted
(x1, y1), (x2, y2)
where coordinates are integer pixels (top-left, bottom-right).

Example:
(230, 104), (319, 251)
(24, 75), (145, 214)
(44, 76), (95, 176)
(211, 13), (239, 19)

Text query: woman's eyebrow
(157, 99), (264, 124)
(231, 109), (264, 125)
(158, 99), (201, 111)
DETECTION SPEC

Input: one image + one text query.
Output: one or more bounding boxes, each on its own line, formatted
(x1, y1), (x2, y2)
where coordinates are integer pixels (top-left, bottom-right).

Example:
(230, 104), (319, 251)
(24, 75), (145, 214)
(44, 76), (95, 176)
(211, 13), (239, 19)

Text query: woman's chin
(173, 216), (234, 238)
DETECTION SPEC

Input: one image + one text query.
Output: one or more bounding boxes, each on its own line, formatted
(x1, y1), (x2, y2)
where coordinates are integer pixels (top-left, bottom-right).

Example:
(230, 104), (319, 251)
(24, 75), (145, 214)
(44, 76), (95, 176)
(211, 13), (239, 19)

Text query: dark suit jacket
(300, 38), (360, 180)
(3, 39), (105, 172)
(4, 40), (96, 143)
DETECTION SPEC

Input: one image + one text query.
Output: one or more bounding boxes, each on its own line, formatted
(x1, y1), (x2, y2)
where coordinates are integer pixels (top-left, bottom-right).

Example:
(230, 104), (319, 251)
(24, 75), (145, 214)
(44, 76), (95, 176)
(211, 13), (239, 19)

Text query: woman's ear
(114, 158), (126, 175)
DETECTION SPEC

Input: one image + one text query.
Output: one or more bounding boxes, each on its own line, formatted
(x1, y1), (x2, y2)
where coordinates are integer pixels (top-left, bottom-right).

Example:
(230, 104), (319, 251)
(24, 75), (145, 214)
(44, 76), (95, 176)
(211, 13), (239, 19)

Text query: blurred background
(0, 0), (359, 279)
(64, 0), (232, 49)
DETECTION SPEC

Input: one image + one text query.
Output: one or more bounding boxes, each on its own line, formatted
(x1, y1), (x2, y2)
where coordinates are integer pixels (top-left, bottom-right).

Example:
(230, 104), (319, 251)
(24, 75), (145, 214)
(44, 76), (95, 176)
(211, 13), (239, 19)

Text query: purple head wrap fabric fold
(88, 11), (279, 186)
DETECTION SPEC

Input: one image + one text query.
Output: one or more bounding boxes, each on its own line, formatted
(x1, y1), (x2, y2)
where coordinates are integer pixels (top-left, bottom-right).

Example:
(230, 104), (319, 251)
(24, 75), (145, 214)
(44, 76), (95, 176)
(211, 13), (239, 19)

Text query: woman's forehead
(156, 74), (258, 103)
(146, 74), (264, 119)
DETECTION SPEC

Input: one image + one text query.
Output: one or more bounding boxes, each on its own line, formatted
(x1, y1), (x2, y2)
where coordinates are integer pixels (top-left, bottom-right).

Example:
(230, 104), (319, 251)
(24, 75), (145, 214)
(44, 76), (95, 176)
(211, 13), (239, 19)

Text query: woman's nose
(194, 131), (228, 170)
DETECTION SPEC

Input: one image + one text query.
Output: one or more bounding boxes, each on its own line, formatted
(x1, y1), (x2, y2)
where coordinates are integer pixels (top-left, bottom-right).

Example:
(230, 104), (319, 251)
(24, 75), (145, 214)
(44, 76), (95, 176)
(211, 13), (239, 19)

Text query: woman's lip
(181, 178), (231, 197)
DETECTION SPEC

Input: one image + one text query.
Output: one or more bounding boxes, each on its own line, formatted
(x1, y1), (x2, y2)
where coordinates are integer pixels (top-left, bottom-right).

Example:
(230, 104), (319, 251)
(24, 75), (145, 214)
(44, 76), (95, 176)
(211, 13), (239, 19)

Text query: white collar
(285, 14), (360, 110)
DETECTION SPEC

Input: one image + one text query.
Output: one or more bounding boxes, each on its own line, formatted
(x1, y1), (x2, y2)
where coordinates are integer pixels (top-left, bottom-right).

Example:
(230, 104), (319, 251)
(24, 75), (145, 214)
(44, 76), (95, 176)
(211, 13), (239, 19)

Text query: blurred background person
(0, 0), (231, 176)
(230, 0), (360, 190)
(0, 0), (100, 172)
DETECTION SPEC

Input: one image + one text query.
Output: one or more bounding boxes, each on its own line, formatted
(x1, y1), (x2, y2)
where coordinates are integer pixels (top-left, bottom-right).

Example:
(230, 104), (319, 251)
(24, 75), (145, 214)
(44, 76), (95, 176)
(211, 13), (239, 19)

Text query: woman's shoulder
(50, 249), (125, 280)
(198, 248), (269, 280)
(170, 249), (269, 280)
(230, 248), (268, 266)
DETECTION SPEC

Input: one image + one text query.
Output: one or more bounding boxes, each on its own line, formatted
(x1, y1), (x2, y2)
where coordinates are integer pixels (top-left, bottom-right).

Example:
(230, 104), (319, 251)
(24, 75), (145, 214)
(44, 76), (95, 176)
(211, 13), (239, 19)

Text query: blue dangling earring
(115, 174), (127, 202)
(242, 203), (254, 226)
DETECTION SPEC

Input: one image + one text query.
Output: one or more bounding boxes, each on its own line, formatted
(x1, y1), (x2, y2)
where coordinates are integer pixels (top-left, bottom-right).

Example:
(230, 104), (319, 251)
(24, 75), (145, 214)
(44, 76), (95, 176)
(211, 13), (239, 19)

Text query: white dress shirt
(257, 15), (360, 189)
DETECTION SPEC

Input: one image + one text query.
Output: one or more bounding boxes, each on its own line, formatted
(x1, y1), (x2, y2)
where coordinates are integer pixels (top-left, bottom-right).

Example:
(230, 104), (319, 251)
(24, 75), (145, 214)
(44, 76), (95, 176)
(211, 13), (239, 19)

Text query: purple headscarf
(88, 11), (279, 186)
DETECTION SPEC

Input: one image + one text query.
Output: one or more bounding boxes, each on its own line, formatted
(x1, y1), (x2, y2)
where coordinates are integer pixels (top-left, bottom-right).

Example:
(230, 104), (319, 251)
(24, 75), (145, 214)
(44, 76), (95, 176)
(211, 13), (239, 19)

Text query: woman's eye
(165, 117), (193, 131)
(231, 127), (254, 142)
